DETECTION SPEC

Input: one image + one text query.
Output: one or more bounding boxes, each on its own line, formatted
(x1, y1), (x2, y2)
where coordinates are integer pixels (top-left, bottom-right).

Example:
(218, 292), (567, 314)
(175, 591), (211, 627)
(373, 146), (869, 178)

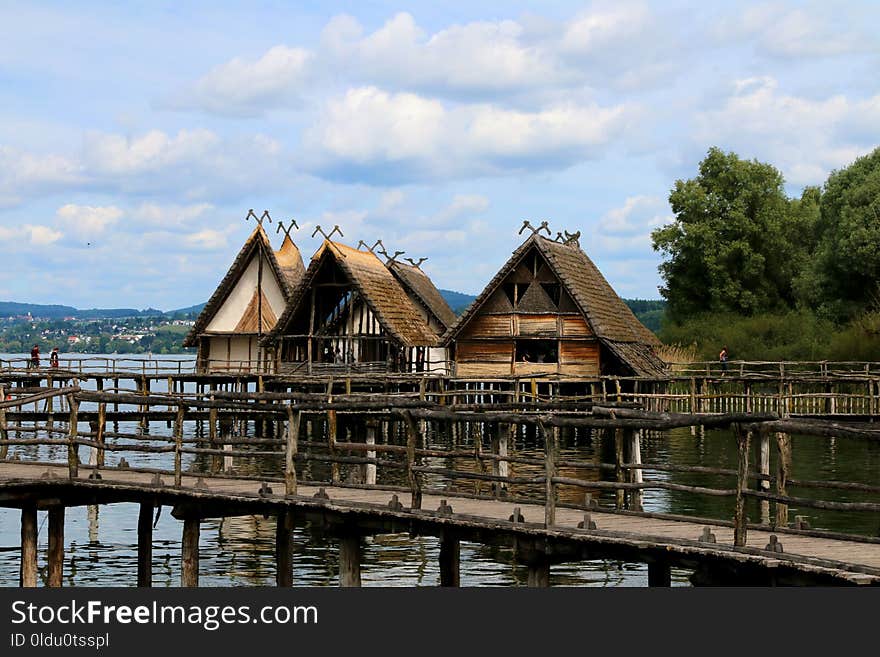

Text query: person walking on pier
(49, 347), (60, 368)
(719, 346), (729, 373)
(29, 344), (40, 369)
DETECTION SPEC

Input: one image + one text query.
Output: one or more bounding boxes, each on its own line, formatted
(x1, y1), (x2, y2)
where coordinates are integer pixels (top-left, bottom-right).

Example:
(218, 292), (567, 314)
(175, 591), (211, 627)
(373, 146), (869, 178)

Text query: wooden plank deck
(2, 460), (879, 585)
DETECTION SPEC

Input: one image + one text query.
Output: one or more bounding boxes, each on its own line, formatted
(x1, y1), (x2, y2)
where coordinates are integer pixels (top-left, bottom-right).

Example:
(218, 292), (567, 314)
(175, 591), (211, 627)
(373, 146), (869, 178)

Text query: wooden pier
(2, 376), (879, 587)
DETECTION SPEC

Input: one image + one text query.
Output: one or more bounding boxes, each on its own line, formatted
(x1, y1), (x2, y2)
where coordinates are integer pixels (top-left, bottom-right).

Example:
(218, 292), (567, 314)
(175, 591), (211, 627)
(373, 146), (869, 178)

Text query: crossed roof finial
(276, 219), (299, 239)
(563, 230), (581, 247)
(376, 243), (404, 264)
(404, 257), (428, 268)
(518, 220), (551, 237)
(311, 225), (344, 240)
(246, 209), (273, 227)
(357, 239), (384, 254)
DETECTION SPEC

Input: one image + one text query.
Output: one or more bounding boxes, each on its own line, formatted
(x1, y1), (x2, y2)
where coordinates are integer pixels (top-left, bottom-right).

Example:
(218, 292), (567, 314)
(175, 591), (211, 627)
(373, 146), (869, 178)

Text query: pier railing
(2, 386), (879, 552)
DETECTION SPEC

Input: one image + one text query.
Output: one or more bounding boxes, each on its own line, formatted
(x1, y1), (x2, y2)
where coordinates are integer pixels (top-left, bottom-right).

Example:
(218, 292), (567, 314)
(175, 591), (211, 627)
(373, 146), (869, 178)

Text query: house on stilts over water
(443, 228), (667, 379)
(183, 223), (305, 373)
(262, 240), (453, 375)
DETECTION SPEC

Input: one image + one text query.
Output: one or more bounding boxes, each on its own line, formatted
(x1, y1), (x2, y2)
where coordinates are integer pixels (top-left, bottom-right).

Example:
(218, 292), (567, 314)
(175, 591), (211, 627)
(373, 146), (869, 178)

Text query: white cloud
(183, 228), (231, 251)
(305, 86), (635, 182)
(56, 203), (122, 237)
(694, 77), (880, 186)
(83, 129), (220, 175)
(0, 224), (64, 248)
(180, 45), (313, 116)
(0, 146), (83, 206)
(130, 202), (213, 228)
(598, 196), (670, 236)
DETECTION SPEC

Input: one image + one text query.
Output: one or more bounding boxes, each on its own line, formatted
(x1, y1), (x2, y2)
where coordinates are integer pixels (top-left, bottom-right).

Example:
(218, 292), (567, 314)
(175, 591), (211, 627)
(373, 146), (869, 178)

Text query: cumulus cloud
(183, 228), (232, 251)
(598, 196), (670, 236)
(130, 202), (214, 228)
(0, 146), (83, 206)
(55, 204), (122, 238)
(304, 86), (636, 182)
(174, 45), (313, 116)
(694, 76), (880, 186)
(83, 129), (220, 175)
(0, 224), (63, 248)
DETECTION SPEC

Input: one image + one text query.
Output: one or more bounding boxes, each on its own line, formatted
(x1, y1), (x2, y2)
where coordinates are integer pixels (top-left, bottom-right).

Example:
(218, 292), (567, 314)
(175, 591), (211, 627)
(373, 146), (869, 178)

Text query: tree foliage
(652, 147), (818, 320)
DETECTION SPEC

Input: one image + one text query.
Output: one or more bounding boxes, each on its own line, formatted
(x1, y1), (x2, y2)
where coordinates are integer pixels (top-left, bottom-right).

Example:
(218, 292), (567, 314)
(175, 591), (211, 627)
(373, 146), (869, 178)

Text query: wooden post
(648, 561), (671, 587)
(0, 385), (7, 460)
(403, 411), (422, 509)
(96, 402), (106, 467)
(285, 405), (300, 496)
(327, 410), (339, 483)
(67, 393), (79, 478)
(173, 404), (185, 487)
(137, 502), (152, 587)
(614, 428), (625, 509)
(758, 431), (771, 524)
(629, 429), (643, 511)
(542, 422), (556, 527)
(275, 511), (295, 587)
(527, 559), (550, 587)
(140, 376), (150, 429)
(181, 517), (200, 587)
(47, 506), (65, 587)
(19, 505), (37, 587)
(339, 534), (362, 587)
(775, 431), (792, 528)
(365, 420), (377, 485)
(689, 377), (697, 436)
(209, 395), (219, 473)
(439, 533), (460, 587)
(734, 426), (750, 547)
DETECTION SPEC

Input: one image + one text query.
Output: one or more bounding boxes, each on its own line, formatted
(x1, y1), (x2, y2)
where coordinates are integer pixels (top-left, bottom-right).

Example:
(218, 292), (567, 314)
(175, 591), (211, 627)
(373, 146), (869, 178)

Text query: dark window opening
(540, 283), (561, 307)
(515, 339), (558, 364)
(503, 282), (517, 306)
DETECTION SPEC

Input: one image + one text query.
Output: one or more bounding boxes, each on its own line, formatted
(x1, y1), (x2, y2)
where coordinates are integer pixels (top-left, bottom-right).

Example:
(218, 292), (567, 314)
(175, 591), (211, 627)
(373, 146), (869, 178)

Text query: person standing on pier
(49, 347), (60, 368)
(719, 346), (729, 373)
(29, 343), (40, 369)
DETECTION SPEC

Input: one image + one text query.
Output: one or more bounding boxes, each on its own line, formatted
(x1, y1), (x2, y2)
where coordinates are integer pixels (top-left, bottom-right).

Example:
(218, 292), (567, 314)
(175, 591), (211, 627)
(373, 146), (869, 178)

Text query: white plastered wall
(206, 253), (286, 332)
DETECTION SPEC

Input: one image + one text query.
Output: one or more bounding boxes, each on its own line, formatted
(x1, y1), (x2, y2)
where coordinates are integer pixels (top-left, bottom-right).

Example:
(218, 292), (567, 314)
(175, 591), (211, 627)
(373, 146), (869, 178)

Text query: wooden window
(514, 339), (558, 364)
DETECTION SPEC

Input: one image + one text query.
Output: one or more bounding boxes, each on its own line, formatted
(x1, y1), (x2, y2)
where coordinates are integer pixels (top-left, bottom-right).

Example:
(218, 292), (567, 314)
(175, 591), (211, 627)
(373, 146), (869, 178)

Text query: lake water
(1, 354), (878, 587)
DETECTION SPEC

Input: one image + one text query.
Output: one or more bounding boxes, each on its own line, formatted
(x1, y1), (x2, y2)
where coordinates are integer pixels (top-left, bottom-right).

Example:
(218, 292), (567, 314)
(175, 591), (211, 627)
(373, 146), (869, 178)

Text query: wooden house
(183, 225), (305, 373)
(262, 241), (449, 375)
(443, 234), (666, 378)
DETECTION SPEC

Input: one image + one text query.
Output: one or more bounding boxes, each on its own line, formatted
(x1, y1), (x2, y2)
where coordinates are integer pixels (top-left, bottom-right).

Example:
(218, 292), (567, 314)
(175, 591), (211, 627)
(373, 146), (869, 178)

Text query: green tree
(806, 147), (880, 320)
(652, 147), (811, 320)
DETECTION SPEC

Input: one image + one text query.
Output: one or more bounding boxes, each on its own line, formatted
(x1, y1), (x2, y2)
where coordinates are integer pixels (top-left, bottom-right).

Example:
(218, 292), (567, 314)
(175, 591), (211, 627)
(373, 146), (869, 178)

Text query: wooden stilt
(47, 506), (65, 587)
(365, 421), (377, 485)
(275, 511), (294, 587)
(181, 517), (200, 587)
(137, 502), (152, 587)
(526, 559), (550, 587)
(439, 533), (460, 587)
(20, 505), (38, 588)
(339, 535), (362, 587)
(648, 560), (671, 587)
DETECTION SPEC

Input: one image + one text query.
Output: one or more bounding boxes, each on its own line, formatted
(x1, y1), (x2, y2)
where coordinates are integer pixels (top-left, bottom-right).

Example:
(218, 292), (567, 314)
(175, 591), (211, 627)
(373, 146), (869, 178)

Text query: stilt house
(183, 226), (305, 372)
(262, 241), (450, 374)
(443, 233), (666, 378)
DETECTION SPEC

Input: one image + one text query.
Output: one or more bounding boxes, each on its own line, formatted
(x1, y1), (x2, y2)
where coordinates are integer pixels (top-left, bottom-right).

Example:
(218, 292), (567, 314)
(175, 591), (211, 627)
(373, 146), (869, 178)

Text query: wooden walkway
(2, 460), (878, 586)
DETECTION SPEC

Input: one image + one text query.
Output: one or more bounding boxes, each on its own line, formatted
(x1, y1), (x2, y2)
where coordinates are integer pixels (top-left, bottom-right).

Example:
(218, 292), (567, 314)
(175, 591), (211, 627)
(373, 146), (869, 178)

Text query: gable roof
(182, 226), (303, 347)
(387, 260), (457, 330)
(443, 234), (665, 374)
(265, 241), (441, 347)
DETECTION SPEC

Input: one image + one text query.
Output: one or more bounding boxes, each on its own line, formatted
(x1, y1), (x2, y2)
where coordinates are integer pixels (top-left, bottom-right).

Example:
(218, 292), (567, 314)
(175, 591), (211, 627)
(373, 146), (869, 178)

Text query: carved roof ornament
(311, 224), (344, 240)
(518, 220), (551, 237)
(357, 239), (384, 254)
(246, 209), (273, 227)
(404, 257), (428, 268)
(276, 219), (299, 239)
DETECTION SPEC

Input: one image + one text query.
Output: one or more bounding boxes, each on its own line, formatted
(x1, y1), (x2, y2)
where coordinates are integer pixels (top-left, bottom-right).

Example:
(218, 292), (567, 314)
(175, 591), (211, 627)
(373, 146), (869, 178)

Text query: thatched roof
(265, 241), (442, 347)
(182, 226), (303, 347)
(443, 234), (665, 376)
(388, 261), (457, 330)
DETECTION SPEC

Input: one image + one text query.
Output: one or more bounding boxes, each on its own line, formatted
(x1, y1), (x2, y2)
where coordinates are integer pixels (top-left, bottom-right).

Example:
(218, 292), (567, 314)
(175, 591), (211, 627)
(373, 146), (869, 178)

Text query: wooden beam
(526, 560), (550, 587)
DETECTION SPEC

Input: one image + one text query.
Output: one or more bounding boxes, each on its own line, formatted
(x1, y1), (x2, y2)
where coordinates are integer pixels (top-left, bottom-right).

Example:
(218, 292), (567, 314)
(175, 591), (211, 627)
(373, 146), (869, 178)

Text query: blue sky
(1, 1), (878, 309)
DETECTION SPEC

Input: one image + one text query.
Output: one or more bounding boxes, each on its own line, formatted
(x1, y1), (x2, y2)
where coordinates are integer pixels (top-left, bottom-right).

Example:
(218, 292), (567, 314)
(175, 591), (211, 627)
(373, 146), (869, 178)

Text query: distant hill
(624, 298), (666, 333)
(440, 290), (477, 315)
(0, 301), (191, 320)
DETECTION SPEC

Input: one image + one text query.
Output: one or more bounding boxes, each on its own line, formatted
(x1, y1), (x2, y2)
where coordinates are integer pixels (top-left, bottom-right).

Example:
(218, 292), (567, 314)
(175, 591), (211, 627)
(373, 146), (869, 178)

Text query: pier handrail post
(403, 411), (422, 509)
(540, 419), (557, 527)
(734, 423), (750, 547)
(285, 404), (300, 496)
(173, 403), (186, 487)
(66, 392), (79, 478)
